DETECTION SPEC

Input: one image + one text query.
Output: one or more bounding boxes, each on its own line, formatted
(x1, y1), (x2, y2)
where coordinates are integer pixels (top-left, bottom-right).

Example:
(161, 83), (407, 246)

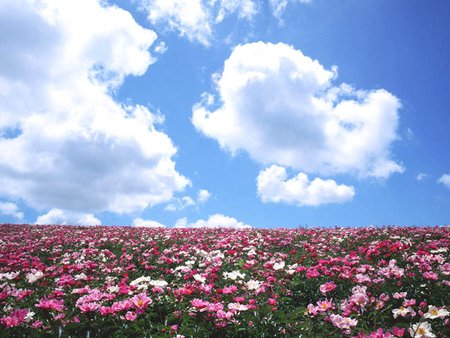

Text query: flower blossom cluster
(0, 224), (449, 337)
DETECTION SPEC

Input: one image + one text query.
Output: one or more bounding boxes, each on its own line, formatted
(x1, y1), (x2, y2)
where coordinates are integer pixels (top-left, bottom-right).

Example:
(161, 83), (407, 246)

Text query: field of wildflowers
(0, 224), (449, 337)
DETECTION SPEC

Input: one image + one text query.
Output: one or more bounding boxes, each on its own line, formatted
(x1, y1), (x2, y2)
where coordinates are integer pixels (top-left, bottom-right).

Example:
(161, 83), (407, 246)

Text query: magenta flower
(0, 308), (29, 328)
(77, 302), (100, 313)
(36, 298), (65, 312)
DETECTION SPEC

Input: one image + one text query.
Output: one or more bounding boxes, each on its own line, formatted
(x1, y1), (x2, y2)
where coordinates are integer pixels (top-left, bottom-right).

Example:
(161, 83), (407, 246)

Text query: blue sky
(0, 0), (449, 228)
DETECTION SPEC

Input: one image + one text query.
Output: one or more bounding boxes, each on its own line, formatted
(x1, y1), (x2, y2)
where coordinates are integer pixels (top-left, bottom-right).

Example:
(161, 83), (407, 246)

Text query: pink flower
(216, 310), (234, 320)
(36, 298), (65, 312)
(316, 299), (333, 312)
(207, 302), (224, 312)
(222, 285), (238, 294)
(99, 306), (114, 316)
(0, 308), (29, 328)
(306, 303), (318, 316)
(422, 272), (438, 280)
(77, 302), (99, 313)
(351, 292), (369, 307)
(191, 298), (210, 310)
(403, 298), (416, 307)
(393, 292), (407, 299)
(151, 286), (164, 294)
(267, 298), (277, 306)
(124, 311), (137, 321)
(131, 293), (152, 314)
(111, 300), (132, 312)
(330, 314), (358, 330)
(391, 326), (405, 337)
(319, 281), (337, 294)
(31, 320), (43, 328)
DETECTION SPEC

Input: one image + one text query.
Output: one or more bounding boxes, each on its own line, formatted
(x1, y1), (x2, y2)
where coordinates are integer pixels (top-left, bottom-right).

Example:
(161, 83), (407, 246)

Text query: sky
(0, 0), (449, 228)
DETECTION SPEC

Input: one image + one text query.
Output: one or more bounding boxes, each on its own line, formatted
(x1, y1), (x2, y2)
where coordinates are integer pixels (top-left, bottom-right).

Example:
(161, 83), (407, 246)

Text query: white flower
(149, 280), (168, 288)
(74, 273), (88, 281)
(107, 286), (119, 293)
(273, 261), (285, 270)
(392, 306), (416, 318)
(246, 280), (261, 290)
(24, 311), (35, 323)
(0, 272), (20, 281)
(223, 270), (245, 280)
(130, 276), (152, 286)
(193, 274), (206, 283)
(424, 305), (449, 319)
(228, 303), (249, 311)
(408, 322), (436, 338)
(25, 270), (44, 284)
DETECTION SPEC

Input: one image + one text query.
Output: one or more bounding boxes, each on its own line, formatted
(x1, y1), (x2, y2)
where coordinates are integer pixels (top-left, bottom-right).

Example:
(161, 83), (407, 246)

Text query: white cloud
(0, 0), (190, 218)
(165, 196), (196, 211)
(165, 189), (211, 211)
(132, 217), (166, 228)
(193, 42), (404, 179)
(140, 0), (213, 46)
(437, 173), (450, 189)
(174, 214), (251, 228)
(139, 0), (257, 46)
(153, 41), (168, 55)
(416, 173), (429, 182)
(215, 0), (258, 23)
(257, 165), (355, 206)
(269, 0), (312, 20)
(198, 189), (211, 203)
(36, 208), (101, 225)
(0, 201), (24, 220)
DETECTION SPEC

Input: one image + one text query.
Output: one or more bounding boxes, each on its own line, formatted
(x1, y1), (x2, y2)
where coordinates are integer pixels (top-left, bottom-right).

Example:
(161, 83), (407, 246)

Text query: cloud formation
(257, 165), (355, 206)
(0, 201), (24, 220)
(0, 0), (189, 220)
(437, 173), (450, 189)
(165, 189), (211, 211)
(139, 0), (258, 46)
(132, 218), (166, 228)
(36, 209), (101, 225)
(193, 42), (404, 179)
(175, 214), (251, 228)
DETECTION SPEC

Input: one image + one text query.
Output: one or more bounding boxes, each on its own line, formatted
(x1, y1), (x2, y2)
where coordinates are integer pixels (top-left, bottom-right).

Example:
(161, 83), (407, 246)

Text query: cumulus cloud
(257, 165), (355, 206)
(193, 42), (404, 179)
(165, 189), (211, 211)
(174, 214), (251, 228)
(197, 189), (211, 203)
(165, 196), (196, 211)
(437, 173), (450, 189)
(139, 0), (257, 46)
(0, 201), (24, 220)
(36, 209), (101, 225)
(132, 217), (166, 228)
(0, 0), (189, 219)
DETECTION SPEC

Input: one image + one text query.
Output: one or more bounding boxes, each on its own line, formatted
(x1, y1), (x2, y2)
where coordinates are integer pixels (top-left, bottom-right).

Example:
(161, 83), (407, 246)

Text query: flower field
(0, 224), (449, 337)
